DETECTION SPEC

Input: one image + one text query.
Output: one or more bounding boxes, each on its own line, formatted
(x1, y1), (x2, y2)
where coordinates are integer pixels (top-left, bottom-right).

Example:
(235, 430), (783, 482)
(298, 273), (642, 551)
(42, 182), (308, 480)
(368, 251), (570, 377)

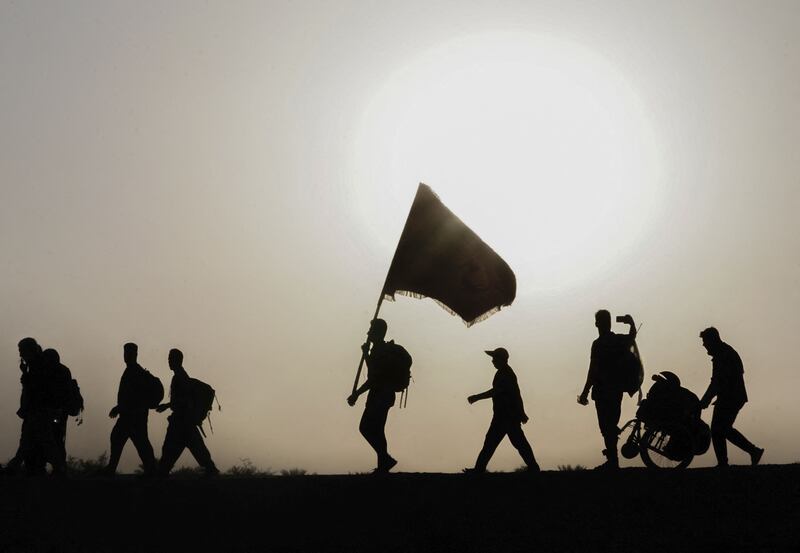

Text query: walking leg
(711, 405), (733, 466)
(130, 415), (157, 474)
(507, 423), (540, 471)
(185, 425), (217, 474)
(596, 396), (622, 466)
(718, 405), (759, 460)
(474, 418), (506, 472)
(359, 401), (391, 468)
(158, 420), (186, 476)
(106, 417), (129, 473)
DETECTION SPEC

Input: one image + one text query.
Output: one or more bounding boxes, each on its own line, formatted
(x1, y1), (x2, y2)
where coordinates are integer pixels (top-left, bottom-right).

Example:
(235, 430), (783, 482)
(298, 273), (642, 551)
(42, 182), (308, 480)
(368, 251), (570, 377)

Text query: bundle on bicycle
(620, 371), (711, 469)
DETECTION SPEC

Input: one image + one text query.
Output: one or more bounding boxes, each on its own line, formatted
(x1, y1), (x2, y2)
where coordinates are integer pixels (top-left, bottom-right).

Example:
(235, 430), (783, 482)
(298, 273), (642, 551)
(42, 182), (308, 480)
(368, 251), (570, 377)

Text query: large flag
(382, 183), (516, 326)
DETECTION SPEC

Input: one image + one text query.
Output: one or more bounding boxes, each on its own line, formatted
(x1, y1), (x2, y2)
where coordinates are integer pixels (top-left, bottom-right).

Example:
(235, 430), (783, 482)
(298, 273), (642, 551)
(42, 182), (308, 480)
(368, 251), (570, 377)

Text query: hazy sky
(2, 1), (798, 473)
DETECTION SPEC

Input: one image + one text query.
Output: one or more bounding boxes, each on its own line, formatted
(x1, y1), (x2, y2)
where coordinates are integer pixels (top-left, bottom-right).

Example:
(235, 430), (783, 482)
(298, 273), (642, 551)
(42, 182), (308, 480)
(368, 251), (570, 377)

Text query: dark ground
(1, 465), (798, 553)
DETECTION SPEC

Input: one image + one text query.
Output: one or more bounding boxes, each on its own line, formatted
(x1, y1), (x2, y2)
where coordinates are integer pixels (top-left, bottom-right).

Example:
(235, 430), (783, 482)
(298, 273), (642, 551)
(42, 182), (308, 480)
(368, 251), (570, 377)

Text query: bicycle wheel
(640, 426), (694, 469)
(619, 419), (642, 460)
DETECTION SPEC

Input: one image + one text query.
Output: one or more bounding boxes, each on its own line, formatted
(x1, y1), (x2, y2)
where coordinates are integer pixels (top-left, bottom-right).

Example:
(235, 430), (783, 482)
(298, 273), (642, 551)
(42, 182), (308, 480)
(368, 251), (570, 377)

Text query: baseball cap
(484, 347), (509, 362)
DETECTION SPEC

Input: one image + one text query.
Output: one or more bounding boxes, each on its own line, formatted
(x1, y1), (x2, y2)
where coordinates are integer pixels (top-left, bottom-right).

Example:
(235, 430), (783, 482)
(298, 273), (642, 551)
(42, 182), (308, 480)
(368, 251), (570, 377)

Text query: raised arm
(621, 314), (637, 341)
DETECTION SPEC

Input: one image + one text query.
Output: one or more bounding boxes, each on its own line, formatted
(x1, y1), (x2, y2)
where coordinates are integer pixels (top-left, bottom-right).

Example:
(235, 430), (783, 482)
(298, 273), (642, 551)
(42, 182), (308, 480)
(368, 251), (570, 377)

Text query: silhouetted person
(42, 348), (72, 466)
(699, 327), (764, 467)
(464, 348), (539, 474)
(5, 349), (32, 474)
(156, 348), (218, 476)
(578, 311), (637, 469)
(12, 338), (66, 476)
(103, 343), (159, 476)
(347, 319), (399, 473)
(5, 345), (32, 474)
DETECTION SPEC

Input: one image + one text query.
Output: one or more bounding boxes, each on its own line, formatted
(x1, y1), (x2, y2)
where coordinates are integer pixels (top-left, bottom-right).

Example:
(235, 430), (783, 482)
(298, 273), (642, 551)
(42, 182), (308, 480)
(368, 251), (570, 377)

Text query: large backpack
(617, 343), (644, 397)
(141, 369), (164, 409)
(381, 342), (412, 393)
(186, 377), (218, 429)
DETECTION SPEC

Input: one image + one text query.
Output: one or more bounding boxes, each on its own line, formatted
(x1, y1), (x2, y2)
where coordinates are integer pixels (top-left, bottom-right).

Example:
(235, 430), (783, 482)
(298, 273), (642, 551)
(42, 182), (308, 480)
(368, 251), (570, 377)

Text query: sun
(350, 32), (662, 293)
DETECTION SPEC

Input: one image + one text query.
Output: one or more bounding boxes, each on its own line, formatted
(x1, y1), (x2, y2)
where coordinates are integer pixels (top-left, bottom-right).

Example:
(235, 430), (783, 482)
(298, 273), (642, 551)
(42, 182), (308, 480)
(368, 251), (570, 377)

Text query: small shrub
(170, 466), (205, 478)
(67, 453), (108, 476)
(226, 458), (273, 477)
(557, 464), (586, 471)
(280, 468), (308, 476)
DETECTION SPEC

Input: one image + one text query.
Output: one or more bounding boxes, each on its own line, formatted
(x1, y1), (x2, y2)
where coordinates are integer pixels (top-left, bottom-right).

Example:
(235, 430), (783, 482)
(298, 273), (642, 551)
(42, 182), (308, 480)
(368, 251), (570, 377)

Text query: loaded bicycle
(620, 371), (711, 469)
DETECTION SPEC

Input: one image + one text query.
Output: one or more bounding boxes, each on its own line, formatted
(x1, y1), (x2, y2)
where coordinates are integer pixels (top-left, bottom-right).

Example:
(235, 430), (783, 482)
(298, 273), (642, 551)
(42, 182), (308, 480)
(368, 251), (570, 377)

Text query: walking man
(14, 338), (66, 476)
(464, 348), (539, 474)
(347, 318), (401, 473)
(699, 327), (764, 467)
(103, 343), (160, 476)
(156, 348), (218, 476)
(42, 348), (73, 467)
(578, 310), (637, 469)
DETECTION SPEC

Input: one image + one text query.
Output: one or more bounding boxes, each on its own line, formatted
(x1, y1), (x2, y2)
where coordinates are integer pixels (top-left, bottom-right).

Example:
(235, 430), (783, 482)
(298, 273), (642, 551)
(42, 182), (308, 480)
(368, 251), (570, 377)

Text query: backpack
(65, 378), (84, 417)
(617, 344), (644, 397)
(141, 370), (164, 409)
(186, 377), (218, 428)
(381, 342), (412, 394)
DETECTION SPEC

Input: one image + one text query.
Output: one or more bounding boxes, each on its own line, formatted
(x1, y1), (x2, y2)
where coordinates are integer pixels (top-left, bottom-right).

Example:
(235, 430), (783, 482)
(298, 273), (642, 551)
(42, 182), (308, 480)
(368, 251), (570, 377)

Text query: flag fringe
(384, 290), (504, 327)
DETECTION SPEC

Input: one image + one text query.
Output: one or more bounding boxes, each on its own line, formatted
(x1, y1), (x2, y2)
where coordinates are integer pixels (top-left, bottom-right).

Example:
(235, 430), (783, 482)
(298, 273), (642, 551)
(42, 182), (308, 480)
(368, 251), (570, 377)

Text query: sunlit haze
(1, 1), (798, 474)
(352, 32), (662, 290)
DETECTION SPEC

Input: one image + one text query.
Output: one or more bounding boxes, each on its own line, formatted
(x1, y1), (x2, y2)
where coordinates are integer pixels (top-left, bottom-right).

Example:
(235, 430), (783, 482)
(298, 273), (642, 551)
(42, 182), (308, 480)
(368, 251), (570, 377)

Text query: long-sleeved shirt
(492, 366), (526, 422)
(116, 363), (152, 414)
(701, 342), (748, 408)
(168, 367), (195, 417)
(589, 331), (636, 398)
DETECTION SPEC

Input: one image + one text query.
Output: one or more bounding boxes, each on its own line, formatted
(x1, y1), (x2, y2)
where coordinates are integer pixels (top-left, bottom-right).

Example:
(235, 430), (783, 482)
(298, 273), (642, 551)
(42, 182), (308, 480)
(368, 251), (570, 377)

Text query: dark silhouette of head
(700, 327), (722, 355)
(18, 337), (42, 365)
(368, 318), (388, 343)
(595, 310), (612, 334)
(124, 342), (138, 365)
(43, 348), (60, 365)
(168, 348), (183, 371)
(485, 347), (509, 369)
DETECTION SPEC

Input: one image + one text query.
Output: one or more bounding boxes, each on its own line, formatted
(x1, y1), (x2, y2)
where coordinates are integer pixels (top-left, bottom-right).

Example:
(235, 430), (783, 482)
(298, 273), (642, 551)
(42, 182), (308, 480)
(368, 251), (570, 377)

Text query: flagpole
(350, 293), (385, 395)
(350, 184), (423, 396)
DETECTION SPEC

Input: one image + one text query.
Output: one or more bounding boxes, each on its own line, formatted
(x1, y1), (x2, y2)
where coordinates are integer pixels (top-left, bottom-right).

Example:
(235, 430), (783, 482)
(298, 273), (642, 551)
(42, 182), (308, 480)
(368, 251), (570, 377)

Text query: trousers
(711, 404), (756, 466)
(108, 412), (157, 473)
(594, 390), (623, 461)
(359, 391), (394, 465)
(475, 415), (538, 471)
(18, 412), (65, 474)
(159, 415), (216, 474)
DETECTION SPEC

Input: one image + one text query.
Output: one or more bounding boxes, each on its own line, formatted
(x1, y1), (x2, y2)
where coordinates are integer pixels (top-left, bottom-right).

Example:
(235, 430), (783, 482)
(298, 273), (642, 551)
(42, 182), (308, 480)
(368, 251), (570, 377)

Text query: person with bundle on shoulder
(578, 310), (639, 470)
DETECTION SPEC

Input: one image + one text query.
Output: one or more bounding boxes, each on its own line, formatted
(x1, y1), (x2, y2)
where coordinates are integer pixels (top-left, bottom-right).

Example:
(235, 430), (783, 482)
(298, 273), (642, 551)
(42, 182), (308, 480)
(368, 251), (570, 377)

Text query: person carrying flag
(347, 319), (401, 473)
